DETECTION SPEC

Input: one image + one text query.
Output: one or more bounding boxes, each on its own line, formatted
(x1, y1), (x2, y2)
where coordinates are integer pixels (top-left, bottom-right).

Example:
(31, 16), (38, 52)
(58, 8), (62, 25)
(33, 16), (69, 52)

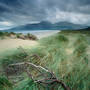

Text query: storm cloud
(0, 0), (90, 28)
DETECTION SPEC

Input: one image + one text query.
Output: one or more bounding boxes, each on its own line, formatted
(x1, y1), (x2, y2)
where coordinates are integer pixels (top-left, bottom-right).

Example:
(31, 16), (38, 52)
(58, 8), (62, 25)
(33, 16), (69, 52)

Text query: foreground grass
(0, 30), (90, 90)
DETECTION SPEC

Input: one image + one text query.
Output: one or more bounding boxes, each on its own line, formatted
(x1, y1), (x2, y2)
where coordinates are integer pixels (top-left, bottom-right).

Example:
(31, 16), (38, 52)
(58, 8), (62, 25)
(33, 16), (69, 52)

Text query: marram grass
(0, 31), (90, 90)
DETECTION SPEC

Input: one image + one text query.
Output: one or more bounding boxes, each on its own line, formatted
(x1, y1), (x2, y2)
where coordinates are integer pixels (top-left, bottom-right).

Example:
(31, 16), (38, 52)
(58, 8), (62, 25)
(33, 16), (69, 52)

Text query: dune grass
(0, 32), (37, 40)
(0, 76), (13, 90)
(0, 30), (90, 90)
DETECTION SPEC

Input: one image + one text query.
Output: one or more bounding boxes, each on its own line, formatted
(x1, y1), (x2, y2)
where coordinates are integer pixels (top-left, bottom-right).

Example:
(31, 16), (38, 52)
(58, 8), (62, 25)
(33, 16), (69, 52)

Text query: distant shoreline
(0, 30), (60, 39)
(10, 30), (60, 39)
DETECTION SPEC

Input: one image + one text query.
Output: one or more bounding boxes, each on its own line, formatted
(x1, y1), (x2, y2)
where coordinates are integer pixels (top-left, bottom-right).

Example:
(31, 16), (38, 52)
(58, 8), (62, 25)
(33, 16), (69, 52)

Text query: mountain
(54, 22), (86, 29)
(3, 21), (87, 32)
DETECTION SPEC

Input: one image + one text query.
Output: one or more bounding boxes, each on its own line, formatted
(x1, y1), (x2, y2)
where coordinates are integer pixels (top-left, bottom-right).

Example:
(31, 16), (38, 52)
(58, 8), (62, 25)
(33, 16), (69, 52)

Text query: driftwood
(5, 47), (70, 90)
(8, 61), (70, 90)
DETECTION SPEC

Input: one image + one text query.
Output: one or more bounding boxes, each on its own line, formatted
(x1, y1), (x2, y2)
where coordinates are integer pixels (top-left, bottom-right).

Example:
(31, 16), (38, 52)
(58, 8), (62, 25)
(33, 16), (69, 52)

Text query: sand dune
(0, 39), (38, 53)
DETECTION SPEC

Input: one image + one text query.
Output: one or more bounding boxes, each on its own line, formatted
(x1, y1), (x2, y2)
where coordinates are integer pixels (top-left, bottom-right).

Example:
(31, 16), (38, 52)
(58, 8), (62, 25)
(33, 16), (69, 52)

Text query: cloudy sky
(0, 0), (90, 30)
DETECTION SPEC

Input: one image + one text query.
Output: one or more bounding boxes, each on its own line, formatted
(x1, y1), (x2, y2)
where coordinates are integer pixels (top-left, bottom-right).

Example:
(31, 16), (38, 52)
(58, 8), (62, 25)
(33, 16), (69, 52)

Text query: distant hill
(3, 21), (87, 32)
(54, 22), (86, 29)
(79, 27), (90, 31)
(60, 27), (90, 35)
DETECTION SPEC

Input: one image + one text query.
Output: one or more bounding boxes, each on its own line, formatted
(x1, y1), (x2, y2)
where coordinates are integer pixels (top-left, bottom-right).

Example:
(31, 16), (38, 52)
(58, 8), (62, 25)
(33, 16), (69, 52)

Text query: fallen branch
(8, 61), (70, 90)
(6, 47), (70, 90)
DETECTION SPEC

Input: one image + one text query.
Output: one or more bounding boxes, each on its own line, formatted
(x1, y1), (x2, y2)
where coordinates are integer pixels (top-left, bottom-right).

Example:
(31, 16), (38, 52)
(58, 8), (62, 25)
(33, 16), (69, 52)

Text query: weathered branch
(9, 62), (49, 72)
(6, 47), (70, 90)
(8, 61), (70, 90)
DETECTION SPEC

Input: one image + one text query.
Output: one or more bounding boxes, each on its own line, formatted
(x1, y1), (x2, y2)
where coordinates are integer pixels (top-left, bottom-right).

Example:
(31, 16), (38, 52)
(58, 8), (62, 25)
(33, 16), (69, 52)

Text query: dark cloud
(77, 0), (90, 5)
(0, 0), (90, 27)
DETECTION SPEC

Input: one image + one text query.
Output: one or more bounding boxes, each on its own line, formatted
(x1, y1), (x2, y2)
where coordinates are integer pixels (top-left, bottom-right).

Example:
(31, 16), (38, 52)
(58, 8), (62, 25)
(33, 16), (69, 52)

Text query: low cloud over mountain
(0, 0), (90, 29)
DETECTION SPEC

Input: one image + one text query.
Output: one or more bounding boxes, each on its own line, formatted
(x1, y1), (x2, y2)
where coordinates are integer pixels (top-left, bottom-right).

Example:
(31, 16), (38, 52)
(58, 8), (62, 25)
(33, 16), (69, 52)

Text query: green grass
(0, 76), (13, 90)
(0, 30), (90, 90)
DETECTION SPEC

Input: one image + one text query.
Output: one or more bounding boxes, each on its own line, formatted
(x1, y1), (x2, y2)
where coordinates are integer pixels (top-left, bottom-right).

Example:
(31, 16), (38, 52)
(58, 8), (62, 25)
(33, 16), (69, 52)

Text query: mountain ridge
(2, 21), (87, 32)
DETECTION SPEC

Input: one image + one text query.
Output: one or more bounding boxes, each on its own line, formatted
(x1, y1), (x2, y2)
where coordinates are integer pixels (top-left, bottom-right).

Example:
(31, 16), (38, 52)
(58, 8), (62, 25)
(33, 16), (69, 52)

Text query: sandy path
(0, 39), (38, 53)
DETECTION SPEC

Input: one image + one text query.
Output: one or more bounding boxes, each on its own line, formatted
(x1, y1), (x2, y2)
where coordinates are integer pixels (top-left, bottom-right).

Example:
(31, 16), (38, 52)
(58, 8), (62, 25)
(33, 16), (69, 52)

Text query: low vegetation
(0, 76), (13, 90)
(0, 30), (90, 90)
(0, 32), (37, 40)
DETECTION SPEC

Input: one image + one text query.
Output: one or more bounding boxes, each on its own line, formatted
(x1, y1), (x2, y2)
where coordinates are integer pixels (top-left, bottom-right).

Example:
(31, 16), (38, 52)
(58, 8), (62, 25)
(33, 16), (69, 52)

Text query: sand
(0, 39), (38, 53)
(0, 30), (59, 55)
